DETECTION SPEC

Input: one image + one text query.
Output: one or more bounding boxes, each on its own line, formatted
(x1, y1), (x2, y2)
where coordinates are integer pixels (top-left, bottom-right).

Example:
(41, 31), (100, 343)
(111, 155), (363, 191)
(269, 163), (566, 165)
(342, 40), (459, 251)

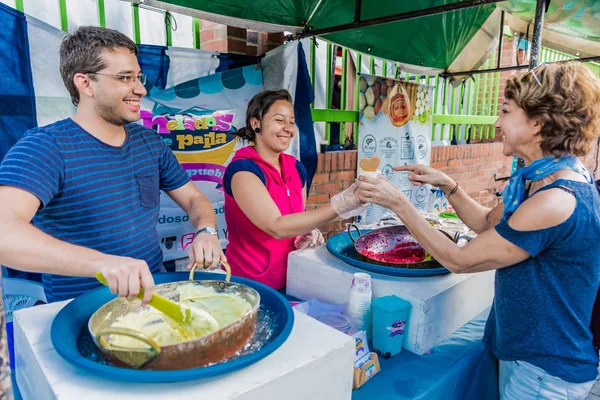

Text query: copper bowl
(88, 271), (260, 370)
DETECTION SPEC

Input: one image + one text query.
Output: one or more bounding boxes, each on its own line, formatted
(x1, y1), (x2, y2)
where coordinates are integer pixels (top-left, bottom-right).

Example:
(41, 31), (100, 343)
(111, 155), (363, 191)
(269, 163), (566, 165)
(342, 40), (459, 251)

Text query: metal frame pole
(354, 0), (361, 23)
(529, 0), (548, 69)
(441, 55), (600, 78)
(298, 0), (505, 38)
(516, 0), (548, 169)
(496, 11), (505, 69)
(309, 38), (316, 109)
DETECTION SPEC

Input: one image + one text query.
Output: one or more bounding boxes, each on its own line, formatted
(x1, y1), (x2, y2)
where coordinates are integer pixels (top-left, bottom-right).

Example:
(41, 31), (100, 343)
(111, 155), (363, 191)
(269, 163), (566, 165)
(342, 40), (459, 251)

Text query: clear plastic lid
(314, 311), (351, 330)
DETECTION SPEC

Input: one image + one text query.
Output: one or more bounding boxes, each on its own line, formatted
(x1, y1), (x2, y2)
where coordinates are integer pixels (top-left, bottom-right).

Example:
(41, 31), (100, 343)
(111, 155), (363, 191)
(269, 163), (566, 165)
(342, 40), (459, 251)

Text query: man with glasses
(0, 26), (225, 304)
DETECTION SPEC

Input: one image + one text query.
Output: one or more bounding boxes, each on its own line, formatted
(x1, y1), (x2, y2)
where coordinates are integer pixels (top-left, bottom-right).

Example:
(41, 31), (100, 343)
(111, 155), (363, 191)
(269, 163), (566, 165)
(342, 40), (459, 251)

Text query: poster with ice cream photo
(357, 74), (434, 224)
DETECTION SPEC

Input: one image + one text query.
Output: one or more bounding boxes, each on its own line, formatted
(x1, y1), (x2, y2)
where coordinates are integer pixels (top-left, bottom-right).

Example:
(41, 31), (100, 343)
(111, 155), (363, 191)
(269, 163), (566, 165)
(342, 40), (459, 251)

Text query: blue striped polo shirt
(0, 118), (189, 302)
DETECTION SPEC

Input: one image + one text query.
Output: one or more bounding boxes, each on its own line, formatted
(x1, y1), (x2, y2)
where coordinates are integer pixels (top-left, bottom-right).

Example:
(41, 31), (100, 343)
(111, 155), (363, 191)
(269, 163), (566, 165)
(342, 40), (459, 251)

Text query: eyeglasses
(87, 72), (147, 85)
(526, 62), (547, 87)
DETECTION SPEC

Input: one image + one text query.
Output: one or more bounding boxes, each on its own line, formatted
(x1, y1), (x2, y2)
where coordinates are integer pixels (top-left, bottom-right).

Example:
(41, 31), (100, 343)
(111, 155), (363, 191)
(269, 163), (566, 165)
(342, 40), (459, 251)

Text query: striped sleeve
(158, 139), (190, 191)
(0, 131), (64, 207)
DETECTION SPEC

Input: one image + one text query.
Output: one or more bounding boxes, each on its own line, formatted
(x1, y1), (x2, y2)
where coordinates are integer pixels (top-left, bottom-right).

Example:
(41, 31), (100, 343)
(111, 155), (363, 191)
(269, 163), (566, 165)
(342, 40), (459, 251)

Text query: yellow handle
(95, 271), (108, 285)
(189, 261), (231, 282)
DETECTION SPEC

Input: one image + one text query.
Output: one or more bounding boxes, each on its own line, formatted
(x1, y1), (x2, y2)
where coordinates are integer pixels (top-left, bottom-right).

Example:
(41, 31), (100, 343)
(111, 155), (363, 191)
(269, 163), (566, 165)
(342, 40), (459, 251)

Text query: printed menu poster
(357, 74), (434, 224)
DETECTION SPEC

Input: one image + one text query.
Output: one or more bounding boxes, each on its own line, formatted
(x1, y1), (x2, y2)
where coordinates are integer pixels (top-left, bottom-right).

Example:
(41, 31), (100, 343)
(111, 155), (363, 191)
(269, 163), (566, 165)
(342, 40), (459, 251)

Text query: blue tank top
(485, 179), (600, 383)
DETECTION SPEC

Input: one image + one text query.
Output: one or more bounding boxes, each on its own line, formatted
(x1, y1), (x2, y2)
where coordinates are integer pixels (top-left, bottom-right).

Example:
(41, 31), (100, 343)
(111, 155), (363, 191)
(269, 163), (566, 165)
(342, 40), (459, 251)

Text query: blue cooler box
(371, 295), (411, 358)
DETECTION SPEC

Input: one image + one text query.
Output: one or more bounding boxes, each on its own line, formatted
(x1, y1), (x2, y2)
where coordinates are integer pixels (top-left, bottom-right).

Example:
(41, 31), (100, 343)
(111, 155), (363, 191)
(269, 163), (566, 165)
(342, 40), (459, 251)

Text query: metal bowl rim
(88, 279), (261, 350)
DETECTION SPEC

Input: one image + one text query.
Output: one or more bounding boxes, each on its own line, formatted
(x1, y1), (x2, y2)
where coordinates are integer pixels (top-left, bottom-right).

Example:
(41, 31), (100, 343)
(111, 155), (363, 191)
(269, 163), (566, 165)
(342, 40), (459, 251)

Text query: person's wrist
(195, 226), (218, 238)
(442, 180), (459, 198)
(440, 178), (457, 194)
(391, 195), (409, 211)
(89, 252), (113, 275)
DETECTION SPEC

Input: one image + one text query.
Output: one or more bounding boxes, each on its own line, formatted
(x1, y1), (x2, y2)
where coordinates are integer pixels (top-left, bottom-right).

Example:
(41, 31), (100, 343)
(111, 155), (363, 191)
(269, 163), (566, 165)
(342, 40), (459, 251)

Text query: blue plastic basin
(326, 230), (450, 277)
(51, 271), (294, 382)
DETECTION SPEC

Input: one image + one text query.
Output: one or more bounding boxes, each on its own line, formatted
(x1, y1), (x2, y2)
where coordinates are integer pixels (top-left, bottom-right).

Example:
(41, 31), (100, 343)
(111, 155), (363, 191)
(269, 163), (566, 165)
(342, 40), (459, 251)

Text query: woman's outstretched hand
(331, 183), (369, 218)
(355, 175), (407, 210)
(394, 164), (455, 192)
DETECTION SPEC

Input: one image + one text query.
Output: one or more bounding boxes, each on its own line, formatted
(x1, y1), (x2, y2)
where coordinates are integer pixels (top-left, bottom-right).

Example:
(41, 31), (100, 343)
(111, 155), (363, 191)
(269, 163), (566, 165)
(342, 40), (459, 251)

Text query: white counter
(287, 246), (495, 355)
(14, 301), (355, 400)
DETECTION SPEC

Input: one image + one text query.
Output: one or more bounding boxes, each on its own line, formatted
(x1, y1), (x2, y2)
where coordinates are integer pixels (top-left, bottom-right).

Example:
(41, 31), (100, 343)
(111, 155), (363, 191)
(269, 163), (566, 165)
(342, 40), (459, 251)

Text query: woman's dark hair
(235, 89), (293, 142)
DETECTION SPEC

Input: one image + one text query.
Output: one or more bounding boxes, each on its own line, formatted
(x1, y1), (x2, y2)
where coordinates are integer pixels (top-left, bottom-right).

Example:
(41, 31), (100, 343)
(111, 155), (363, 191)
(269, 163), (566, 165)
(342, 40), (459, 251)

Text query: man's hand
(186, 232), (226, 271)
(95, 256), (155, 304)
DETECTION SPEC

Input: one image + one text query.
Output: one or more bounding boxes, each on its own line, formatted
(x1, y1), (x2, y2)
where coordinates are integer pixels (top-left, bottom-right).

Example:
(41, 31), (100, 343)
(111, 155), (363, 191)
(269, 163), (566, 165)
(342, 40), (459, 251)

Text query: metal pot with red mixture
(348, 224), (457, 269)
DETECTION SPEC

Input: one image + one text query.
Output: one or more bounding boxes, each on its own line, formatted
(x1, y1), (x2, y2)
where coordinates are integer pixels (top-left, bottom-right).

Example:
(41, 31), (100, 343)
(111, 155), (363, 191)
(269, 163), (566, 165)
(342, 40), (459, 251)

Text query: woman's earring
(254, 127), (261, 133)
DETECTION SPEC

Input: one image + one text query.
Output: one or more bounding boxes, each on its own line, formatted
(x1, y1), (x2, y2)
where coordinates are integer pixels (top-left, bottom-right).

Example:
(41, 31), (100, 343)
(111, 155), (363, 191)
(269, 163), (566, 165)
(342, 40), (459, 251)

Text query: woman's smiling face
(253, 100), (296, 153)
(495, 99), (541, 159)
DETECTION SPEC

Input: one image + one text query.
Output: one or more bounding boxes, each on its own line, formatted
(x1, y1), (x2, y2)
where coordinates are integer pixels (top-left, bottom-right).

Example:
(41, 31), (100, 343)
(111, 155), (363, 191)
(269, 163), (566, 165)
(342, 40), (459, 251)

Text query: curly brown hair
(504, 61), (600, 157)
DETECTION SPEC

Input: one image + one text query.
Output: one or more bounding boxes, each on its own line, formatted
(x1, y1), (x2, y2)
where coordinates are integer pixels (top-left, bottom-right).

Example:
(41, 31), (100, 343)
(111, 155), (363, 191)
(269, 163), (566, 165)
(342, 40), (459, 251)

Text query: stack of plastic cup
(345, 272), (373, 335)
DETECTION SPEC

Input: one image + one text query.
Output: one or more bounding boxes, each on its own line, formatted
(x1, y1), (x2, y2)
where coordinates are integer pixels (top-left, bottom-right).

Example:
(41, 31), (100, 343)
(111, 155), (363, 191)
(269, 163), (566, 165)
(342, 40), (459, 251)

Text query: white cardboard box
(14, 301), (355, 400)
(287, 246), (495, 355)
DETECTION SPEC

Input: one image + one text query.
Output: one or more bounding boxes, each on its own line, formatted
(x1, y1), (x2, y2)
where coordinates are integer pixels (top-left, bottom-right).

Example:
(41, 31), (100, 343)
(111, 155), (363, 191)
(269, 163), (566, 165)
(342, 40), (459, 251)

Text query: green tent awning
(132, 0), (496, 70)
(129, 0), (600, 74)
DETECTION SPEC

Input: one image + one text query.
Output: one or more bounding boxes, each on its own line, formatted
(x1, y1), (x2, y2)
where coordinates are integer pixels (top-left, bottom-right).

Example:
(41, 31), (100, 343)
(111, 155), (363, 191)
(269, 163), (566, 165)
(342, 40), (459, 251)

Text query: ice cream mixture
(107, 284), (252, 349)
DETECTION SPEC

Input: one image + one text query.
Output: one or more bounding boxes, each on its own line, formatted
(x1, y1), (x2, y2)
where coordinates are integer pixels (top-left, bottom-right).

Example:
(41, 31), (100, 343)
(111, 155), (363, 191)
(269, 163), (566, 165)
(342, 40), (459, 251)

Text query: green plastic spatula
(95, 272), (219, 335)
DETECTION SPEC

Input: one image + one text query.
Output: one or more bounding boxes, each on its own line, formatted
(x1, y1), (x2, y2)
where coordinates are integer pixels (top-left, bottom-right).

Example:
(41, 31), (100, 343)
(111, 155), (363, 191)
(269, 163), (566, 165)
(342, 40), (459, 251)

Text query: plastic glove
(294, 228), (325, 250)
(331, 183), (370, 219)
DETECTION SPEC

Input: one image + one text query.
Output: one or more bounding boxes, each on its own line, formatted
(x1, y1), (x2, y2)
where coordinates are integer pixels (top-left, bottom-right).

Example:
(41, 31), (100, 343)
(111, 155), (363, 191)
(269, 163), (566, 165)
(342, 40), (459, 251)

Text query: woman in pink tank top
(223, 90), (364, 289)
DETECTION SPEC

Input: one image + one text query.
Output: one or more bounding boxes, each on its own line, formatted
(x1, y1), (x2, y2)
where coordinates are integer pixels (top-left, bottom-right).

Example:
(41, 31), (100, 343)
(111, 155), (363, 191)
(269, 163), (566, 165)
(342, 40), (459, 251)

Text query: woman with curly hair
(355, 61), (600, 399)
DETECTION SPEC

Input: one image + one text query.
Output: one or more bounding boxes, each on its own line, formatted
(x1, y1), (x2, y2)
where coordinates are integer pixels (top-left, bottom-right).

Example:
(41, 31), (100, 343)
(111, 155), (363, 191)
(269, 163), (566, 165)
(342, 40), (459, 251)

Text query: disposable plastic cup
(347, 306), (369, 311)
(349, 287), (371, 294)
(348, 296), (371, 304)
(348, 293), (372, 303)
(348, 307), (370, 315)
(347, 300), (371, 309)
(348, 295), (372, 303)
(350, 291), (371, 296)
(358, 170), (380, 179)
(351, 273), (372, 294)
(349, 290), (372, 297)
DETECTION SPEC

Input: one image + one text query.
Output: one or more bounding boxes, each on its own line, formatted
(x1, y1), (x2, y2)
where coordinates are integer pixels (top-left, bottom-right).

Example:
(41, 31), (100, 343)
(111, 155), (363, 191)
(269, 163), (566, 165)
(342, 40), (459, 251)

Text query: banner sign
(357, 74), (434, 224)
(139, 65), (263, 261)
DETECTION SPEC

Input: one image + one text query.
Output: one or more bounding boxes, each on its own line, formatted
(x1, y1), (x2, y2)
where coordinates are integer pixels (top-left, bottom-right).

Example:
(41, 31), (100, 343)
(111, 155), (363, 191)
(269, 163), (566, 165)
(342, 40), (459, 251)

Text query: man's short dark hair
(59, 26), (138, 106)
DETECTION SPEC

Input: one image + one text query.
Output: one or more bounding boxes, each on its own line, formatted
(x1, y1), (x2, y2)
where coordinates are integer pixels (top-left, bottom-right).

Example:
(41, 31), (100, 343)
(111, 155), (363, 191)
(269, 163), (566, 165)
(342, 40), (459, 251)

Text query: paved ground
(588, 378), (600, 399)
(587, 365), (600, 399)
